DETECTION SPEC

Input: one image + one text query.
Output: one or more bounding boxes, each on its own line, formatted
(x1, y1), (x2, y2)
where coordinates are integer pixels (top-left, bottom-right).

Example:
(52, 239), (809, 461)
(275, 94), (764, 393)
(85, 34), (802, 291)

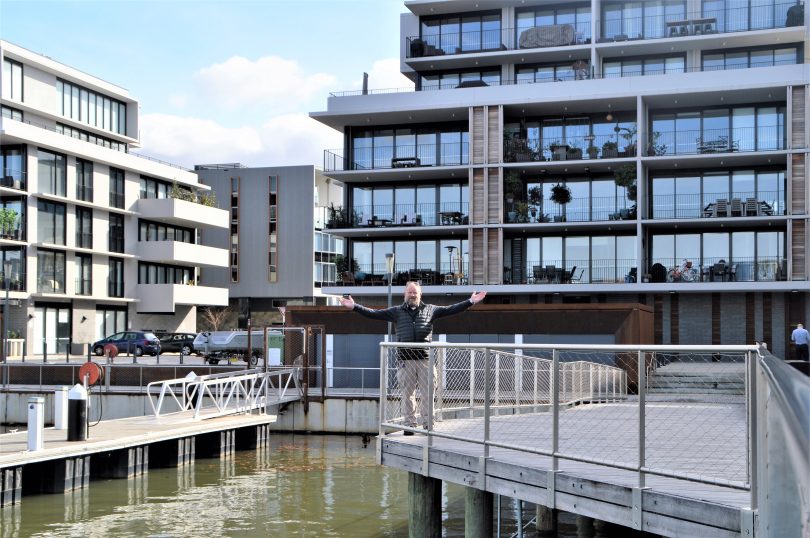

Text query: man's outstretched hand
(469, 291), (487, 304)
(339, 295), (355, 309)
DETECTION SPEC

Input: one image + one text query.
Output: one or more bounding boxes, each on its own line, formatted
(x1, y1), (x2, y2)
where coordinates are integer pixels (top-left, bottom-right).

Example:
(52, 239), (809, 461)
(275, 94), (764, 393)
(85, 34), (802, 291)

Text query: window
(702, 45), (800, 71)
(76, 159), (93, 202)
(76, 207), (92, 248)
(37, 200), (66, 245)
(37, 149), (66, 196)
(2, 59), (23, 101)
(420, 68), (501, 90)
(76, 254), (92, 295)
(350, 238), (469, 276)
(230, 176), (239, 282)
(419, 11), (501, 56)
(57, 78), (126, 135)
(109, 168), (125, 208)
(0, 198), (24, 240)
(602, 1), (686, 39)
(603, 55), (685, 78)
(139, 176), (170, 199)
(95, 307), (127, 340)
(138, 220), (194, 243)
(108, 258), (124, 297)
(1, 105), (22, 121)
(56, 123), (127, 152)
(0, 146), (25, 189)
(108, 214), (124, 253)
(268, 175), (278, 282)
(703, 0), (802, 33)
(517, 5), (591, 44)
(137, 262), (193, 285)
(0, 247), (25, 291)
(37, 249), (65, 293)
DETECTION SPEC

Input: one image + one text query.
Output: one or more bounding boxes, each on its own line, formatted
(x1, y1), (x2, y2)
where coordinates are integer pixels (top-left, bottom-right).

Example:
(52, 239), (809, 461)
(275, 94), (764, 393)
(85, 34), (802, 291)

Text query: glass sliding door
(33, 304), (70, 354)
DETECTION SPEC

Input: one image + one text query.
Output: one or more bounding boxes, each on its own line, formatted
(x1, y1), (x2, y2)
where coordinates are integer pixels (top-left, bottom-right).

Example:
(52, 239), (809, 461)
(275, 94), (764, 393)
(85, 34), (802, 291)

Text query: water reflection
(10, 434), (597, 537)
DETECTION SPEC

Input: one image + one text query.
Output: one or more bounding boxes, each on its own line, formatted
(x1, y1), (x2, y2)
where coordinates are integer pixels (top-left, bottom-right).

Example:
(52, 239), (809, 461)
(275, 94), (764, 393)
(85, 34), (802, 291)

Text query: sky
(0, 0), (413, 168)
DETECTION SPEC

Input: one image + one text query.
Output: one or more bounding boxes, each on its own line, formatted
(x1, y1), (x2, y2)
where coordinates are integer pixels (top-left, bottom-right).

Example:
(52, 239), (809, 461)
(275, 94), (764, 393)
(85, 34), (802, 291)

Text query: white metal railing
(379, 343), (761, 503)
(147, 367), (301, 420)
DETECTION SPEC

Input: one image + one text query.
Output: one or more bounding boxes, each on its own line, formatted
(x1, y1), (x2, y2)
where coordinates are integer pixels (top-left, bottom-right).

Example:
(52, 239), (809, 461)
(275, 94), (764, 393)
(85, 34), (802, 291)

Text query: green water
(3, 434), (595, 537)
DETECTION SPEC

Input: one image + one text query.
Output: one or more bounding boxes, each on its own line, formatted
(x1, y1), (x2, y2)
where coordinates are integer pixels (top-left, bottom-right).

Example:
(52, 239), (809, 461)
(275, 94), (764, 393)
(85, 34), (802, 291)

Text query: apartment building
(195, 164), (342, 327)
(0, 40), (229, 355)
(311, 0), (809, 358)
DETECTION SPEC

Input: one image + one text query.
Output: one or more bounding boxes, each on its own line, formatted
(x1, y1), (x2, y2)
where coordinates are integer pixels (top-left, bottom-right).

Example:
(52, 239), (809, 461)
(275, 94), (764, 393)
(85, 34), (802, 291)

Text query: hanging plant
(614, 164), (637, 202)
(549, 183), (572, 205)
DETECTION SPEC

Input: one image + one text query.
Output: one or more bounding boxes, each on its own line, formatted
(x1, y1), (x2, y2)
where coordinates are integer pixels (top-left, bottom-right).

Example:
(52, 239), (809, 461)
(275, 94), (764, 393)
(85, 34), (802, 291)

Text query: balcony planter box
(567, 147), (583, 160)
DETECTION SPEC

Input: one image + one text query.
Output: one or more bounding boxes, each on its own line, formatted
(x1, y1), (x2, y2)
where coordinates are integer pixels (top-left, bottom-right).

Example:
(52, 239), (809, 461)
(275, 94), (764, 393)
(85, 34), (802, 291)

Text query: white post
(27, 396), (44, 451)
(54, 386), (68, 430)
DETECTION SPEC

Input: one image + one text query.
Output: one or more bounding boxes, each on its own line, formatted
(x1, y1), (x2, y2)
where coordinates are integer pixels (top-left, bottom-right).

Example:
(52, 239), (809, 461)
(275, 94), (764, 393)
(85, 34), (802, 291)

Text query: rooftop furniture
(391, 157), (420, 168)
(569, 268), (585, 283)
(730, 198), (743, 217)
(545, 265), (557, 284)
(713, 199), (728, 218)
(711, 262), (728, 282)
(341, 272), (356, 286)
(519, 24), (575, 48)
(745, 197), (760, 216)
(532, 266), (545, 284)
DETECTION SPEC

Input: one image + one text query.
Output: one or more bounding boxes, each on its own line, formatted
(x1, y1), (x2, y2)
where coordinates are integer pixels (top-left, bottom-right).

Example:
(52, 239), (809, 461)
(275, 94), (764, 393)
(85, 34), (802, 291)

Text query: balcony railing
(645, 256), (788, 283)
(37, 275), (65, 294)
(109, 192), (125, 209)
(652, 126), (785, 156)
(0, 272), (25, 291)
(332, 203), (469, 229)
(508, 258), (636, 285)
(505, 133), (636, 163)
(0, 171), (25, 191)
(324, 143), (469, 172)
(599, 1), (802, 43)
(76, 184), (93, 203)
(338, 262), (471, 286)
(76, 232), (93, 249)
(651, 191), (785, 220)
(107, 278), (124, 298)
(507, 196), (635, 223)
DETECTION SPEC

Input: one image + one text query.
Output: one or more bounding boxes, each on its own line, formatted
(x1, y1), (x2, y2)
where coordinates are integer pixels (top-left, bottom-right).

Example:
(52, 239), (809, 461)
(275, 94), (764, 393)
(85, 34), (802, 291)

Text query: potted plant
(614, 164), (637, 214)
(548, 140), (566, 161)
(566, 142), (583, 160)
(528, 186), (543, 222)
(587, 145), (599, 160)
(602, 140), (618, 158)
(550, 183), (572, 205)
(647, 131), (667, 156)
(514, 201), (530, 223)
(504, 172), (524, 222)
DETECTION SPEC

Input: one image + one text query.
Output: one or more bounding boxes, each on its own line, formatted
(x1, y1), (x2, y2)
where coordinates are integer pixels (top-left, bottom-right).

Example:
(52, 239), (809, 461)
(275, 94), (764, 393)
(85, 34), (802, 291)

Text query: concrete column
(577, 515), (595, 537)
(408, 472), (441, 538)
(464, 487), (493, 538)
(535, 505), (558, 533)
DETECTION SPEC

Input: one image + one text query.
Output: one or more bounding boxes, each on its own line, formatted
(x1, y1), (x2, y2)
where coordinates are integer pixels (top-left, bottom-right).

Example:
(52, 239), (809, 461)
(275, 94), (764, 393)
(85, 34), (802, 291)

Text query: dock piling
(26, 397), (44, 451)
(408, 472), (441, 538)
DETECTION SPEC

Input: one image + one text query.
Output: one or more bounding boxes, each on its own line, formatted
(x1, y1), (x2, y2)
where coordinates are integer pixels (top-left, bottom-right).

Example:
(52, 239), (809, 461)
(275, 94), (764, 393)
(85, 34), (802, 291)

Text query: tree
(199, 306), (234, 331)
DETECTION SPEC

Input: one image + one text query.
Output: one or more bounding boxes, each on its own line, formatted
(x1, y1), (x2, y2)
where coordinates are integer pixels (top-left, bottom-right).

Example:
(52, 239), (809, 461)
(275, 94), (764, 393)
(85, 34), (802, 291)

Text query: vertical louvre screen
(472, 107), (485, 165)
(488, 106), (500, 164)
(487, 168), (500, 224)
(791, 220), (806, 280)
(472, 168), (485, 224)
(791, 86), (806, 149)
(487, 228), (501, 285)
(792, 154), (806, 215)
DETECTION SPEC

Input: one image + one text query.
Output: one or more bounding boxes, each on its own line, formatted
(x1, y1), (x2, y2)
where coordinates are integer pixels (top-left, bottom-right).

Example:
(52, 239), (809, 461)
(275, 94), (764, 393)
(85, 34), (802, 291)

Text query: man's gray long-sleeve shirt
(352, 299), (473, 344)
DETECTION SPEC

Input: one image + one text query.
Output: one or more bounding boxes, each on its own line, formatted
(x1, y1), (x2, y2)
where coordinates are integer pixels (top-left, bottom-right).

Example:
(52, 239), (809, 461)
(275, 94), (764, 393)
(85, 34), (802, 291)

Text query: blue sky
(1, 0), (412, 167)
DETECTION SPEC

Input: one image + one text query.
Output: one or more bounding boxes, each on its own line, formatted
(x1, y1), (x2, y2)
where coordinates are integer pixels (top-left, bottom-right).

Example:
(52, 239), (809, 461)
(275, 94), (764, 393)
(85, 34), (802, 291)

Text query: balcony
(507, 259), (636, 285)
(505, 133), (636, 163)
(327, 203), (469, 230)
(651, 126), (785, 157)
(644, 257), (788, 283)
(136, 197), (228, 229)
(324, 143), (469, 172)
(136, 283), (228, 313)
(506, 196), (635, 224)
(338, 262), (471, 287)
(651, 191), (786, 220)
(136, 240), (229, 268)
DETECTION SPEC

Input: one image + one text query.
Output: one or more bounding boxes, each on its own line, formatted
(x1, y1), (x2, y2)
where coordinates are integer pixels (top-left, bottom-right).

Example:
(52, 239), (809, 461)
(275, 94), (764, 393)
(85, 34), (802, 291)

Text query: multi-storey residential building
(0, 41), (229, 355)
(196, 164), (342, 327)
(312, 0), (809, 359)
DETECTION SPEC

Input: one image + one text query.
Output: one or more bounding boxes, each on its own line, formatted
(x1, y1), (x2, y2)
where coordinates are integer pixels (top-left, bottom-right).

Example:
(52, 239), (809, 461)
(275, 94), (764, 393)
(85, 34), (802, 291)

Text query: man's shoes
(403, 430), (414, 436)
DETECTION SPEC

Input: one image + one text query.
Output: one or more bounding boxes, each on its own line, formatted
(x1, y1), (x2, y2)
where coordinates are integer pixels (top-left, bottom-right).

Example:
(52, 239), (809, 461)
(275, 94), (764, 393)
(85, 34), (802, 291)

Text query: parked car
(157, 332), (200, 355)
(92, 331), (161, 357)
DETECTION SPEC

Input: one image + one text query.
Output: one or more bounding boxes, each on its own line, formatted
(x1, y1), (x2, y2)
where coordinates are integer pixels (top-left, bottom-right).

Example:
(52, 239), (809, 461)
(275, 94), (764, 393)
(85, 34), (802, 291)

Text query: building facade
(196, 164), (342, 328)
(0, 40), (229, 354)
(312, 0), (809, 359)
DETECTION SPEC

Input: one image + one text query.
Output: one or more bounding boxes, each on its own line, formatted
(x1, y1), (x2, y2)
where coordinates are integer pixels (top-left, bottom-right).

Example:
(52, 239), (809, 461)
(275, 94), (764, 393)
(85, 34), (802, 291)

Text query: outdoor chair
(545, 265), (557, 283)
(713, 199), (728, 218)
(745, 198), (759, 216)
(564, 265), (577, 284)
(730, 198), (742, 217)
(341, 272), (356, 286)
(532, 266), (545, 283)
(569, 268), (585, 283)
(711, 262), (727, 282)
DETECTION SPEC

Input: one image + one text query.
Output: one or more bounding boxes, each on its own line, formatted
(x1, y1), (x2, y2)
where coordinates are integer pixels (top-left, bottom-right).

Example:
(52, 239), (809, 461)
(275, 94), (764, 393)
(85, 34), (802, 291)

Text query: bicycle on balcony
(667, 258), (699, 283)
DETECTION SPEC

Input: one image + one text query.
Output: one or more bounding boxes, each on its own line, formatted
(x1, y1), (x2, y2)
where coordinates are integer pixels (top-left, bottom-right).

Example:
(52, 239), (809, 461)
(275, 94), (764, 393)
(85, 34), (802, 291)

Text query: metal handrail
(147, 367), (301, 419)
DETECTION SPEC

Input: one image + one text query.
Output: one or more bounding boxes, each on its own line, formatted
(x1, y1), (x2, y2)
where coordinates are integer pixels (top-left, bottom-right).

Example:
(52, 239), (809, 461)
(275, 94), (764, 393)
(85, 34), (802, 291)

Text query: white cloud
(193, 55), (337, 111)
(168, 94), (188, 109)
(138, 112), (341, 169)
(353, 57), (413, 91)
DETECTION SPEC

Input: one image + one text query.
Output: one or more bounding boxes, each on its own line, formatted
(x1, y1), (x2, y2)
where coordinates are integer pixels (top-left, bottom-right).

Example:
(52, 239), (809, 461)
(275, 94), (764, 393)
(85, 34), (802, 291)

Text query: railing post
(637, 349), (646, 489)
(483, 347), (491, 460)
(589, 364), (594, 401)
(427, 347), (435, 447)
(378, 343), (387, 460)
(747, 349), (758, 511)
(469, 350), (476, 417)
(551, 348), (559, 472)
(43, 339), (47, 364)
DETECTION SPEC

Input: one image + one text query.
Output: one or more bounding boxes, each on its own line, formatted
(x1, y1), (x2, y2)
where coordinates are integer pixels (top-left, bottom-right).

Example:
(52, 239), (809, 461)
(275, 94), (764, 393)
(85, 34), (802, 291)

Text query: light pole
(446, 245), (457, 284)
(385, 252), (395, 342)
(3, 261), (10, 363)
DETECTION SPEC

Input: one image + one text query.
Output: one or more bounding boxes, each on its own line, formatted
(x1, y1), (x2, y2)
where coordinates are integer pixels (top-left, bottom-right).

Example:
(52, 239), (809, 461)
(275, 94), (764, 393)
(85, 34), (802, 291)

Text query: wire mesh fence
(380, 343), (755, 491)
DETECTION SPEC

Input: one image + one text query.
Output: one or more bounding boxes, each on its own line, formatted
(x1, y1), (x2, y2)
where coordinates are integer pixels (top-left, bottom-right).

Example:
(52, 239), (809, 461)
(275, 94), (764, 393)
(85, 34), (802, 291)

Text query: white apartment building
(312, 0), (809, 358)
(0, 40), (229, 355)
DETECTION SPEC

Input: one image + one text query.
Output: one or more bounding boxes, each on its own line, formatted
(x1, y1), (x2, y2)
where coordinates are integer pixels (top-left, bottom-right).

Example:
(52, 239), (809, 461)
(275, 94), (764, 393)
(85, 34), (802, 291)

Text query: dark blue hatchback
(92, 331), (161, 357)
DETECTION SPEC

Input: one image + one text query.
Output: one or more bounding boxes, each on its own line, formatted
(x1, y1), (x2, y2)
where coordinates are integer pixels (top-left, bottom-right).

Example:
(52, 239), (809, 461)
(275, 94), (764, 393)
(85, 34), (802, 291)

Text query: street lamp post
(385, 253), (395, 342)
(3, 261), (10, 363)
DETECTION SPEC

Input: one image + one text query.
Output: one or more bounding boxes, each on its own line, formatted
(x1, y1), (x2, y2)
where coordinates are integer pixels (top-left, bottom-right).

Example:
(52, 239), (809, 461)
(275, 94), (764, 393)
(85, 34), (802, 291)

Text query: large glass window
(420, 12), (501, 56)
(137, 262), (193, 285)
(138, 220), (193, 243)
(76, 253), (92, 295)
(57, 78), (127, 135)
(109, 214), (124, 253)
(109, 167), (125, 208)
(602, 1), (686, 40)
(702, 45), (800, 71)
(76, 207), (92, 248)
(0, 146), (25, 189)
(37, 149), (66, 196)
(517, 5), (591, 44)
(351, 125), (468, 170)
(703, 0), (802, 33)
(76, 159), (93, 202)
(108, 258), (124, 297)
(1, 58), (23, 101)
(95, 307), (127, 340)
(37, 200), (65, 245)
(522, 235), (635, 284)
(139, 176), (170, 199)
(37, 249), (65, 293)
(0, 247), (25, 290)
(420, 69), (501, 90)
(351, 183), (468, 227)
(268, 175), (278, 283)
